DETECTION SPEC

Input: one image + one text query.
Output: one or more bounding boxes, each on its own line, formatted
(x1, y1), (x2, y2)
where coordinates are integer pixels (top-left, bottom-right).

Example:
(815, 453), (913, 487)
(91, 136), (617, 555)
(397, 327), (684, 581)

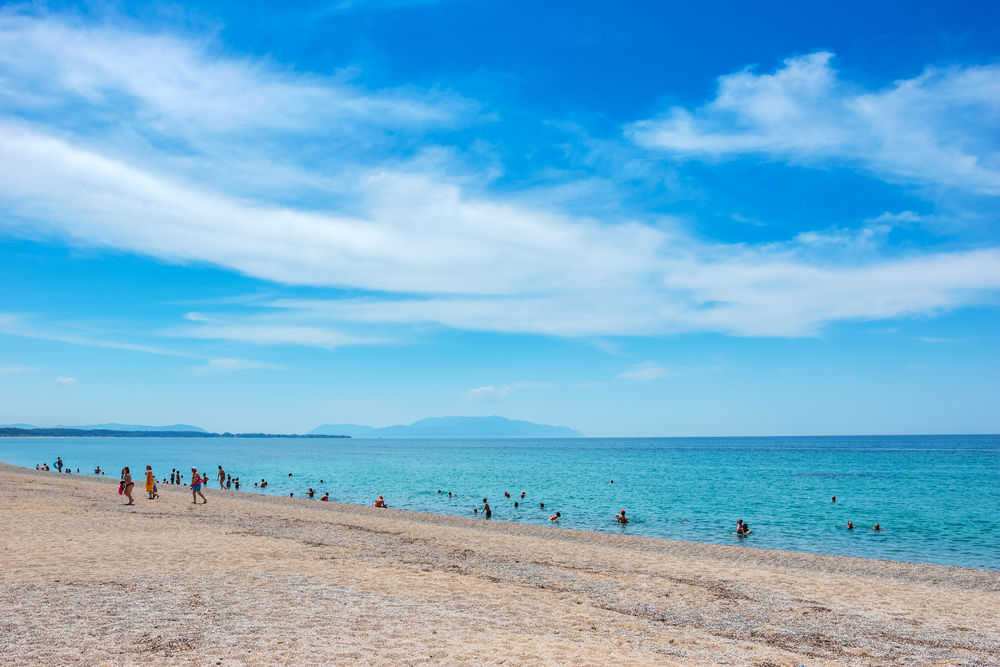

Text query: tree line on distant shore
(0, 427), (350, 438)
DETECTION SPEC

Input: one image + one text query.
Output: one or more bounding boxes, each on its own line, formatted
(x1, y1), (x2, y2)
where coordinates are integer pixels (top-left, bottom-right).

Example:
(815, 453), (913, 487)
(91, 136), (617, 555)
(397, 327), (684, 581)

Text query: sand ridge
(1, 463), (998, 665)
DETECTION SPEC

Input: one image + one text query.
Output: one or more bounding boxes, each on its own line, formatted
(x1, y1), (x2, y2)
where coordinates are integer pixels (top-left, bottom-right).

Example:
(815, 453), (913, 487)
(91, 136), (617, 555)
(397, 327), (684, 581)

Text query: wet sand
(1, 463), (998, 665)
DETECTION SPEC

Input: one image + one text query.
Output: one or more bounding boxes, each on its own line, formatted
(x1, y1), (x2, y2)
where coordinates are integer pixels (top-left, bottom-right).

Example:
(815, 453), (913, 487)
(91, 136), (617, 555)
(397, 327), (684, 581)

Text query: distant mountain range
(310, 416), (582, 438)
(3, 423), (207, 432)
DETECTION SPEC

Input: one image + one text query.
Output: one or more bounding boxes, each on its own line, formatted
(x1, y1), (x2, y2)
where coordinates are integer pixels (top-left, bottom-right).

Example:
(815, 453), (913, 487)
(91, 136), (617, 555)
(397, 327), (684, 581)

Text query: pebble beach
(2, 462), (998, 666)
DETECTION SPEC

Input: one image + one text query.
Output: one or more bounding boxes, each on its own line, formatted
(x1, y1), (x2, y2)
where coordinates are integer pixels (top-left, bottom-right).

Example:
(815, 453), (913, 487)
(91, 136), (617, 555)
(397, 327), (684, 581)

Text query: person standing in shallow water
(481, 498), (491, 518)
(217, 466), (225, 489)
(190, 468), (207, 504)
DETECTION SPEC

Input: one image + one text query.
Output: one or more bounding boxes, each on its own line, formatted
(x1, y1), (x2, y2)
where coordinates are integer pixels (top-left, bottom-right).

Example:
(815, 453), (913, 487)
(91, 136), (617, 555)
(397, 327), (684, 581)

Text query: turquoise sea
(2, 434), (997, 570)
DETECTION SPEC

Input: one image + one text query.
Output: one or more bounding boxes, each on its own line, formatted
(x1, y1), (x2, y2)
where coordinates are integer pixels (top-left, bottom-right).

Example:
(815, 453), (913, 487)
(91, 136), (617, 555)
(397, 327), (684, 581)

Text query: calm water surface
(2, 435), (997, 570)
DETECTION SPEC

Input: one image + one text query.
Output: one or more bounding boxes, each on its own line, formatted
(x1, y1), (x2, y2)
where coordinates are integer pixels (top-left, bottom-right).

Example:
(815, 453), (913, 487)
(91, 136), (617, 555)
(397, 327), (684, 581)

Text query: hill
(310, 416), (582, 438)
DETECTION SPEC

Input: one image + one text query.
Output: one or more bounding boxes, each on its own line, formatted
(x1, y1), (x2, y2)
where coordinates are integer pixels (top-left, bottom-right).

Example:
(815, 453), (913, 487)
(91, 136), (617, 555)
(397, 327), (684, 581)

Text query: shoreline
(12, 461), (996, 574)
(2, 462), (998, 665)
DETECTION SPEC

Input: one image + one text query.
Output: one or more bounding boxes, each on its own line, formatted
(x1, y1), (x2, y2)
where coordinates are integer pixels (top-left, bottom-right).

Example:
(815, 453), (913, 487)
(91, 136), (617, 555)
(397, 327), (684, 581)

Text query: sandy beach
(1, 463), (997, 665)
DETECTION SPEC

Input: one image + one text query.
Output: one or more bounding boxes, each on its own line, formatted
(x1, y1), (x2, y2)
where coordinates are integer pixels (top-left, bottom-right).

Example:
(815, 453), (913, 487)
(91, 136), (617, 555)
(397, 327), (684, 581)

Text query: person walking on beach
(218, 466), (225, 489)
(145, 465), (156, 500)
(120, 467), (135, 505)
(190, 468), (207, 504)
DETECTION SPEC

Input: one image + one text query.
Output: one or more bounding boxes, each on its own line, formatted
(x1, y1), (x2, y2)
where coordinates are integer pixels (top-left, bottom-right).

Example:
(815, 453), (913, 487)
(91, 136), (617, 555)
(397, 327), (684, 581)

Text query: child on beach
(190, 468), (207, 504)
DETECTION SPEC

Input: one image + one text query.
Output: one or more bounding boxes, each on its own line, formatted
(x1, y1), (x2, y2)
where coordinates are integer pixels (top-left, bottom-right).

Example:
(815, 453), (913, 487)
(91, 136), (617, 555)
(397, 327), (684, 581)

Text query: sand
(1, 463), (998, 666)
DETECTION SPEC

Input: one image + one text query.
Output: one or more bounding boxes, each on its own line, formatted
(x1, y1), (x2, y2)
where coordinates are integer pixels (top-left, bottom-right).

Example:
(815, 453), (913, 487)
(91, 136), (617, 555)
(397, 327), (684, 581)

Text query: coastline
(2, 462), (998, 665)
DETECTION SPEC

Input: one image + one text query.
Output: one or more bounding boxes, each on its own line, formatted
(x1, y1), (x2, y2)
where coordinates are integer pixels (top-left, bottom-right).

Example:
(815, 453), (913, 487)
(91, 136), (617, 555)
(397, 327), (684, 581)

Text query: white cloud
(616, 362), (670, 381)
(628, 52), (1000, 194)
(461, 381), (549, 401)
(188, 358), (286, 375)
(463, 385), (511, 401)
(0, 13), (474, 136)
(0, 18), (998, 346)
(55, 376), (77, 384)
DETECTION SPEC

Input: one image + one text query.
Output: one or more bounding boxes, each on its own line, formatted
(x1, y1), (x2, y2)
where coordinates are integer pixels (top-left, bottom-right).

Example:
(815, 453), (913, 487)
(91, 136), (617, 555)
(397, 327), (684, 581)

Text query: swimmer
(473, 507), (478, 515)
(847, 521), (855, 529)
(448, 492), (452, 498)
(539, 502), (544, 509)
(738, 522), (752, 535)
(872, 523), (882, 531)
(320, 492), (329, 502)
(520, 491), (525, 499)
(514, 501), (519, 508)
(616, 510), (629, 524)
(550, 512), (561, 522)
(504, 491), (510, 498)
(307, 488), (315, 498)
(437, 489), (441, 494)
(481, 498), (491, 518)
(373, 495), (387, 508)
(832, 496), (836, 502)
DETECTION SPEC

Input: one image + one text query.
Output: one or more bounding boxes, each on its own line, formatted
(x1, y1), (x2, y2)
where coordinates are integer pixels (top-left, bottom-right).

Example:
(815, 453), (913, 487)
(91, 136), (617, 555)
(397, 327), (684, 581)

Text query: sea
(2, 434), (997, 570)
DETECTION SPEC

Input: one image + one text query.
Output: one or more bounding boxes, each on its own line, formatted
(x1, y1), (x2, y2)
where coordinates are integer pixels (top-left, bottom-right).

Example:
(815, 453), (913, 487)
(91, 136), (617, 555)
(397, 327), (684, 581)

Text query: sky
(0, 0), (998, 436)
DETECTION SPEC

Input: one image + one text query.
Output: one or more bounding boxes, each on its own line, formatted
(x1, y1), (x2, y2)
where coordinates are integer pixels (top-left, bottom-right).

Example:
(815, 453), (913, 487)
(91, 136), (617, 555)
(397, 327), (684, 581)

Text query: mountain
(310, 416), (582, 438)
(56, 423), (207, 432)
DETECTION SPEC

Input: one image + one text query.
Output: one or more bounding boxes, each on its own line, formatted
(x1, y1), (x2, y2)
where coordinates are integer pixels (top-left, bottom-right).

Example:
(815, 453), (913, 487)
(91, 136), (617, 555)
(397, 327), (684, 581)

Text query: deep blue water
(2, 435), (998, 570)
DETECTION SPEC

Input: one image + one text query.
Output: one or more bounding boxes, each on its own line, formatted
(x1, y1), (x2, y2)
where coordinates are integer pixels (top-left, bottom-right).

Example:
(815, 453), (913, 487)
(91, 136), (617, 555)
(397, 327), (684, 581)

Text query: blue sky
(0, 1), (998, 435)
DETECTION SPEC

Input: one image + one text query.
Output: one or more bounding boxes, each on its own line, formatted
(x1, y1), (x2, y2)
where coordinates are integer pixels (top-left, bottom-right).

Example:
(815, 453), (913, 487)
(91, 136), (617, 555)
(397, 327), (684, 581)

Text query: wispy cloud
(55, 376), (77, 384)
(462, 380), (548, 401)
(628, 52), (1000, 194)
(0, 313), (197, 357)
(1, 16), (998, 345)
(0, 363), (35, 375)
(616, 362), (670, 381)
(463, 385), (511, 401)
(188, 358), (287, 375)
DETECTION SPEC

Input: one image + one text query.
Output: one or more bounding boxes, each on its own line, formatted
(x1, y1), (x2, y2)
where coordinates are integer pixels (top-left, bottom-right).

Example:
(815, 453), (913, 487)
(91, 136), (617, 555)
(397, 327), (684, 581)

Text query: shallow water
(3, 434), (998, 569)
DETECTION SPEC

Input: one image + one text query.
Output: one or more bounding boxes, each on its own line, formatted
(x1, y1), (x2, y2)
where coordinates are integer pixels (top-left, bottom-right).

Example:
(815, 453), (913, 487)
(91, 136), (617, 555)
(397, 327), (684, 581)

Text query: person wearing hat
(616, 509), (629, 524)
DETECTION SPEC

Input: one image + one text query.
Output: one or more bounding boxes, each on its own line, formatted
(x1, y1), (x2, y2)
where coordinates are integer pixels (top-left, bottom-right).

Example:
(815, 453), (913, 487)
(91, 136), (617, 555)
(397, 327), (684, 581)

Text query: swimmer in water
(549, 512), (560, 522)
(872, 523), (882, 531)
(847, 521), (854, 530)
(514, 501), (519, 508)
(320, 492), (329, 502)
(373, 495), (386, 508)
(616, 510), (629, 524)
(832, 495), (836, 502)
(539, 502), (544, 509)
(481, 498), (491, 518)
(520, 491), (525, 499)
